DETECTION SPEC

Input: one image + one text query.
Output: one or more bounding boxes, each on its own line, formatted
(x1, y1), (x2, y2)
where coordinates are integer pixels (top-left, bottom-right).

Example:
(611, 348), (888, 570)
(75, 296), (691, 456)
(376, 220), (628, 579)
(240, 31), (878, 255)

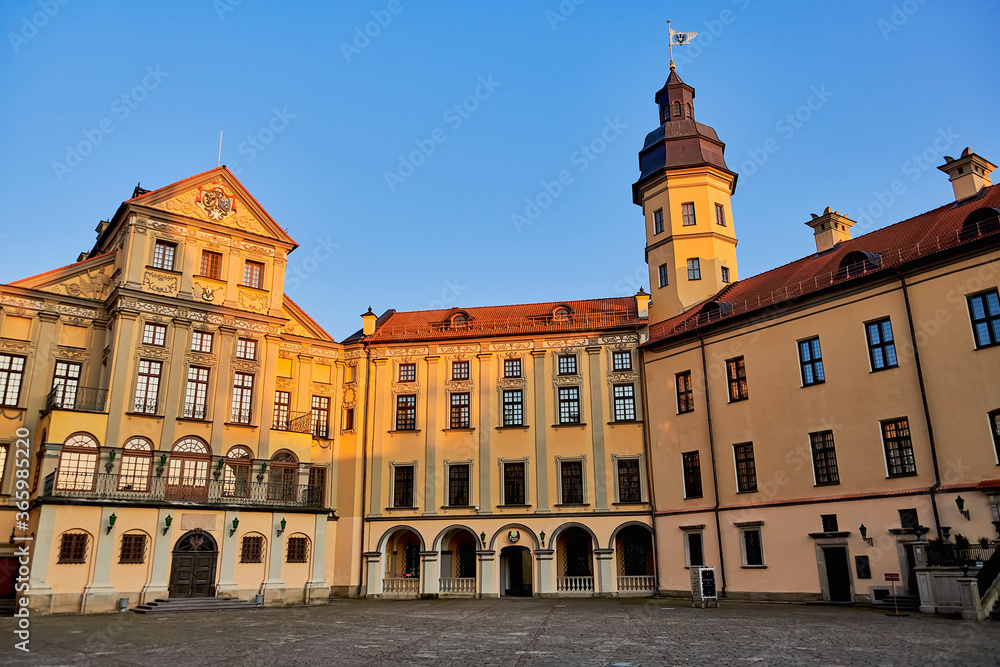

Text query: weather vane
(667, 19), (698, 71)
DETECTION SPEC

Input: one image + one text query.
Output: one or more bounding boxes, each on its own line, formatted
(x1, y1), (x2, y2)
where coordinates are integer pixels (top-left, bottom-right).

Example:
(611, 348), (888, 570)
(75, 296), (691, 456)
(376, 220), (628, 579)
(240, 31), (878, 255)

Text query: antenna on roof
(217, 130), (223, 167)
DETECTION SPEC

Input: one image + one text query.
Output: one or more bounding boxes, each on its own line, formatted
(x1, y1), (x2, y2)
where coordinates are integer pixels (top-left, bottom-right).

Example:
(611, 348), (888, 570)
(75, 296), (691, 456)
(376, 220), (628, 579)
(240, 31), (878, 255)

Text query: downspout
(355, 342), (373, 596)
(897, 270), (943, 538)
(698, 332), (727, 596)
(636, 329), (661, 593)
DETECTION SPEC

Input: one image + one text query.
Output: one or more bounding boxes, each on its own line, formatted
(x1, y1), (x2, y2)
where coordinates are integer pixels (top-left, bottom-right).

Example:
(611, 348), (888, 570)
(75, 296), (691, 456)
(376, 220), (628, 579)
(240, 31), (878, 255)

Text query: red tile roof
(365, 296), (643, 343)
(648, 185), (1000, 344)
(8, 250), (116, 288)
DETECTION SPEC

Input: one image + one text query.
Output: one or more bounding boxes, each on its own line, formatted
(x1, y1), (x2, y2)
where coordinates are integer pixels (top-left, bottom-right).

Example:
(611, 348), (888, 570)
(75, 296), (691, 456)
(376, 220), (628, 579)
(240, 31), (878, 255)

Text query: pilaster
(305, 513), (331, 603)
(594, 548), (615, 597)
(586, 347), (608, 511)
(532, 351), (549, 513)
(141, 508), (175, 604)
(82, 506), (119, 613)
(534, 548), (555, 597)
(477, 353), (492, 513)
(261, 514), (286, 605)
(477, 549), (497, 598)
(364, 551), (382, 597)
(215, 509), (241, 597)
(257, 334), (283, 458)
(209, 326), (237, 448)
(423, 355), (439, 514)
(158, 318), (192, 449)
(420, 550), (439, 597)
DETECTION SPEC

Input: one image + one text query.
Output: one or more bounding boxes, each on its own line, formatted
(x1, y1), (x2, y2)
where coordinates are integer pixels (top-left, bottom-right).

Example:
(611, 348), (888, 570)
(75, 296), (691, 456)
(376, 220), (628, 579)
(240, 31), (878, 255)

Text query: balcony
(42, 470), (325, 509)
(45, 386), (108, 413)
(132, 397), (160, 415)
(272, 410), (312, 434)
(182, 402), (207, 420)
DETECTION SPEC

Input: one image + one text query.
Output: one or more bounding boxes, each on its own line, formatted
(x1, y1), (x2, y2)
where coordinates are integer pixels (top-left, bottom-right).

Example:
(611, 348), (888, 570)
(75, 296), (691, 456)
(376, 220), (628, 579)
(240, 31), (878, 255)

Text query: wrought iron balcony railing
(182, 402), (207, 419)
(231, 408), (253, 424)
(45, 386), (108, 413)
(132, 397), (159, 415)
(42, 470), (325, 508)
(924, 543), (997, 567)
(272, 411), (312, 434)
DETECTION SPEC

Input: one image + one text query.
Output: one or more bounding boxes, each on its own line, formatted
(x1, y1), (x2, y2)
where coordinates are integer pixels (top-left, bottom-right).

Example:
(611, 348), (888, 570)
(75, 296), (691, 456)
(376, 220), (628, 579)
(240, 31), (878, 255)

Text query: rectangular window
(798, 337), (825, 386)
(503, 461), (525, 505)
(119, 534), (147, 564)
(682, 451), (703, 498)
(990, 409), (1000, 461)
(450, 392), (470, 429)
(240, 535), (264, 563)
(343, 407), (355, 431)
(687, 258), (701, 280)
(612, 350), (632, 371)
(658, 263), (669, 288)
(742, 528), (764, 566)
(676, 371), (694, 414)
(235, 338), (257, 360)
(882, 418), (916, 477)
(393, 465), (414, 507)
(687, 532), (705, 567)
(558, 387), (580, 424)
(0, 354), (26, 407)
(398, 363), (416, 382)
(715, 202), (726, 226)
(721, 266), (731, 283)
(243, 261), (264, 289)
(504, 358), (521, 378)
(57, 533), (88, 564)
(557, 354), (577, 375)
(152, 240), (176, 271)
(273, 390), (290, 430)
(613, 384), (636, 422)
(452, 360), (469, 380)
(133, 359), (162, 413)
(200, 250), (222, 279)
(681, 202), (696, 226)
(311, 395), (330, 438)
(51, 361), (82, 409)
(191, 330), (213, 353)
(653, 208), (664, 234)
(230, 372), (254, 424)
(560, 460), (584, 504)
(726, 356), (748, 401)
(968, 289), (1000, 348)
(183, 366), (210, 419)
(286, 536), (308, 563)
(734, 442), (757, 493)
(396, 395), (416, 431)
(810, 430), (840, 485)
(448, 463), (470, 506)
(141, 323), (167, 346)
(502, 389), (523, 427)
(866, 318), (898, 370)
(617, 458), (641, 503)
(821, 514), (839, 533)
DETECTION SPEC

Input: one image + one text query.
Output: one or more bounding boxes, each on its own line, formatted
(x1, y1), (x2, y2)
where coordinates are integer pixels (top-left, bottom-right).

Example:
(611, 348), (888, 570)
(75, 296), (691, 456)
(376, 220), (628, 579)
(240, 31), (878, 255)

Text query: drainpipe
(356, 343), (373, 597)
(698, 332), (727, 596)
(636, 329), (661, 592)
(896, 270), (943, 539)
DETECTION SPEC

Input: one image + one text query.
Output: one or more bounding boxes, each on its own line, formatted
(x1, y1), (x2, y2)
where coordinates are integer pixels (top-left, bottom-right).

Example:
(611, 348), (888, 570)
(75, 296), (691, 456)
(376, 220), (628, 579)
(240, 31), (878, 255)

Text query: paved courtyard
(3, 597), (998, 666)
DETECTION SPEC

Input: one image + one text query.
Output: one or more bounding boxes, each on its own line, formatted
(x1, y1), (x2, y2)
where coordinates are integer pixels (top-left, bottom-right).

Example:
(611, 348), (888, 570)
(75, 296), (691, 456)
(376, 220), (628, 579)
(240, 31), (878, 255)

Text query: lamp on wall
(479, 531), (486, 548)
(105, 449), (116, 473)
(230, 517), (240, 537)
(162, 515), (172, 536)
(156, 454), (167, 477)
(540, 531), (546, 549)
(106, 513), (117, 535)
(859, 523), (873, 547)
(258, 463), (267, 483)
(955, 496), (971, 520)
(276, 517), (286, 537)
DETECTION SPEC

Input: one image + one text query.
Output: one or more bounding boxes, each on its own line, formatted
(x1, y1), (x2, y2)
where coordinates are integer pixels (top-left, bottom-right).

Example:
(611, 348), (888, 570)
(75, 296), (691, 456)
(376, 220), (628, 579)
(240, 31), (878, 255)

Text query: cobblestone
(3, 597), (998, 666)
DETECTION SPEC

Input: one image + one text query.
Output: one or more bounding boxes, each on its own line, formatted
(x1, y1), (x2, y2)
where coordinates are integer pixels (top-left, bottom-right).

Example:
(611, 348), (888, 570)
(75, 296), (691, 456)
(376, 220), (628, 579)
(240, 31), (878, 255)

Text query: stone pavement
(2, 597), (998, 666)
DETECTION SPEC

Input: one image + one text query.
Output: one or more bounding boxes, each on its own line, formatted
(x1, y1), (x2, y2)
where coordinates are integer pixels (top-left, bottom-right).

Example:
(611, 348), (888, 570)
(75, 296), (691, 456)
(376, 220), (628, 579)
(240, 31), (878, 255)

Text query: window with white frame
(739, 524), (765, 566)
(133, 360), (162, 414)
(502, 389), (523, 427)
(0, 354), (26, 407)
(684, 530), (705, 567)
(152, 240), (176, 271)
(141, 322), (167, 346)
(235, 338), (257, 360)
(191, 330), (213, 354)
(230, 372), (254, 424)
(183, 366), (210, 419)
(613, 384), (636, 422)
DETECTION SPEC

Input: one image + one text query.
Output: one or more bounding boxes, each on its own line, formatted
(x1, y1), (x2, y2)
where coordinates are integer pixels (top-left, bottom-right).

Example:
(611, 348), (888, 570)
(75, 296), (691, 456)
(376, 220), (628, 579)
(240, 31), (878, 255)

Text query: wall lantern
(859, 523), (873, 547)
(108, 450), (116, 461)
(539, 531), (546, 549)
(162, 515), (172, 536)
(276, 517), (286, 537)
(955, 496), (971, 520)
(105, 449), (116, 473)
(107, 513), (117, 534)
(479, 531), (486, 548)
(230, 517), (240, 537)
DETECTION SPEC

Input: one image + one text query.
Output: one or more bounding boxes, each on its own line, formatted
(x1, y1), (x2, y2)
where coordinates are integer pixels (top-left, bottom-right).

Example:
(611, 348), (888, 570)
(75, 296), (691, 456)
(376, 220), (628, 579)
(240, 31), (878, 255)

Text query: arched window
(685, 102), (692, 119)
(960, 207), (1000, 240)
(56, 433), (99, 491)
(673, 101), (682, 117)
(223, 445), (252, 498)
(451, 313), (469, 329)
(553, 306), (571, 322)
(839, 251), (882, 278)
(166, 437), (210, 501)
(269, 450), (298, 501)
(118, 437), (152, 492)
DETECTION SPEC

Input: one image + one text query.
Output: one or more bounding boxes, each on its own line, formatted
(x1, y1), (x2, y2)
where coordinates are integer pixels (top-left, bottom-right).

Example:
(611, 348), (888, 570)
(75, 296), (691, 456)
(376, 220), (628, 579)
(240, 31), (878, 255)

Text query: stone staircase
(132, 596), (261, 614)
(877, 594), (921, 613)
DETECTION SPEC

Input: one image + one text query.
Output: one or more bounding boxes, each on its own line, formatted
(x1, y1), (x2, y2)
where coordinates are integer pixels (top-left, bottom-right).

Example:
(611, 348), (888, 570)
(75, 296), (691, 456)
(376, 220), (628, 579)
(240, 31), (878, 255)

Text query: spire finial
(667, 19), (698, 73)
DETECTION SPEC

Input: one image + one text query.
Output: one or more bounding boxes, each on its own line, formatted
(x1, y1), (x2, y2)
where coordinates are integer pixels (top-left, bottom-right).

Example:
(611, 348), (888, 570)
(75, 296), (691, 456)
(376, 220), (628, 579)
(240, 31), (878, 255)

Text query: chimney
(361, 307), (377, 337)
(938, 148), (995, 202)
(805, 207), (855, 253)
(634, 287), (650, 320)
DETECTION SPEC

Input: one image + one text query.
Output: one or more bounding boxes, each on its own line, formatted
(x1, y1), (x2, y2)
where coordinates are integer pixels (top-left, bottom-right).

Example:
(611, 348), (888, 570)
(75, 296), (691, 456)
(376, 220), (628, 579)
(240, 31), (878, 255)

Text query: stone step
(877, 595), (921, 611)
(132, 597), (260, 614)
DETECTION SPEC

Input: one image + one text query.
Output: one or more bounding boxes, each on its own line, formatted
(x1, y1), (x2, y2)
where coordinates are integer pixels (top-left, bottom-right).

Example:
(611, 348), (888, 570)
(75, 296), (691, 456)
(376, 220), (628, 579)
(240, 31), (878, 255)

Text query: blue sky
(2, 1), (997, 339)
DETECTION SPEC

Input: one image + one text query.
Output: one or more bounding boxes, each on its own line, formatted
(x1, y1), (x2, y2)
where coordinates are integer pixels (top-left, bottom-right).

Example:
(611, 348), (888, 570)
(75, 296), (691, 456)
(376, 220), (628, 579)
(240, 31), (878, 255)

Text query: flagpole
(668, 19), (675, 70)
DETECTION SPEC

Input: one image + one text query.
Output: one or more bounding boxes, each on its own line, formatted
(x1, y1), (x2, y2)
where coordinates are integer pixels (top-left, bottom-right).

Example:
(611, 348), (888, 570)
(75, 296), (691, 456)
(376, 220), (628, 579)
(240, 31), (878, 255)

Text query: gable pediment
(282, 296), (335, 342)
(11, 252), (117, 301)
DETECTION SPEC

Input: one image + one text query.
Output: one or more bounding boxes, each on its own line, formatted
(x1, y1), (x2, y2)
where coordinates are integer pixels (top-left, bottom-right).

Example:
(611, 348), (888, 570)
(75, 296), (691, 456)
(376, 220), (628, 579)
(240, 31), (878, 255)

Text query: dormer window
(553, 306), (571, 322)
(451, 312), (470, 329)
(839, 251), (882, 278)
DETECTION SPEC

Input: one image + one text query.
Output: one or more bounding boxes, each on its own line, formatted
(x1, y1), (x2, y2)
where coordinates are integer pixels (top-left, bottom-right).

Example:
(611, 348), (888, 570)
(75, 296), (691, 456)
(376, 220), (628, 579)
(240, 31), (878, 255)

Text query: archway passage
(615, 525), (655, 593)
(556, 527), (594, 593)
(439, 528), (477, 595)
(500, 545), (532, 597)
(382, 528), (421, 596)
(168, 530), (218, 598)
